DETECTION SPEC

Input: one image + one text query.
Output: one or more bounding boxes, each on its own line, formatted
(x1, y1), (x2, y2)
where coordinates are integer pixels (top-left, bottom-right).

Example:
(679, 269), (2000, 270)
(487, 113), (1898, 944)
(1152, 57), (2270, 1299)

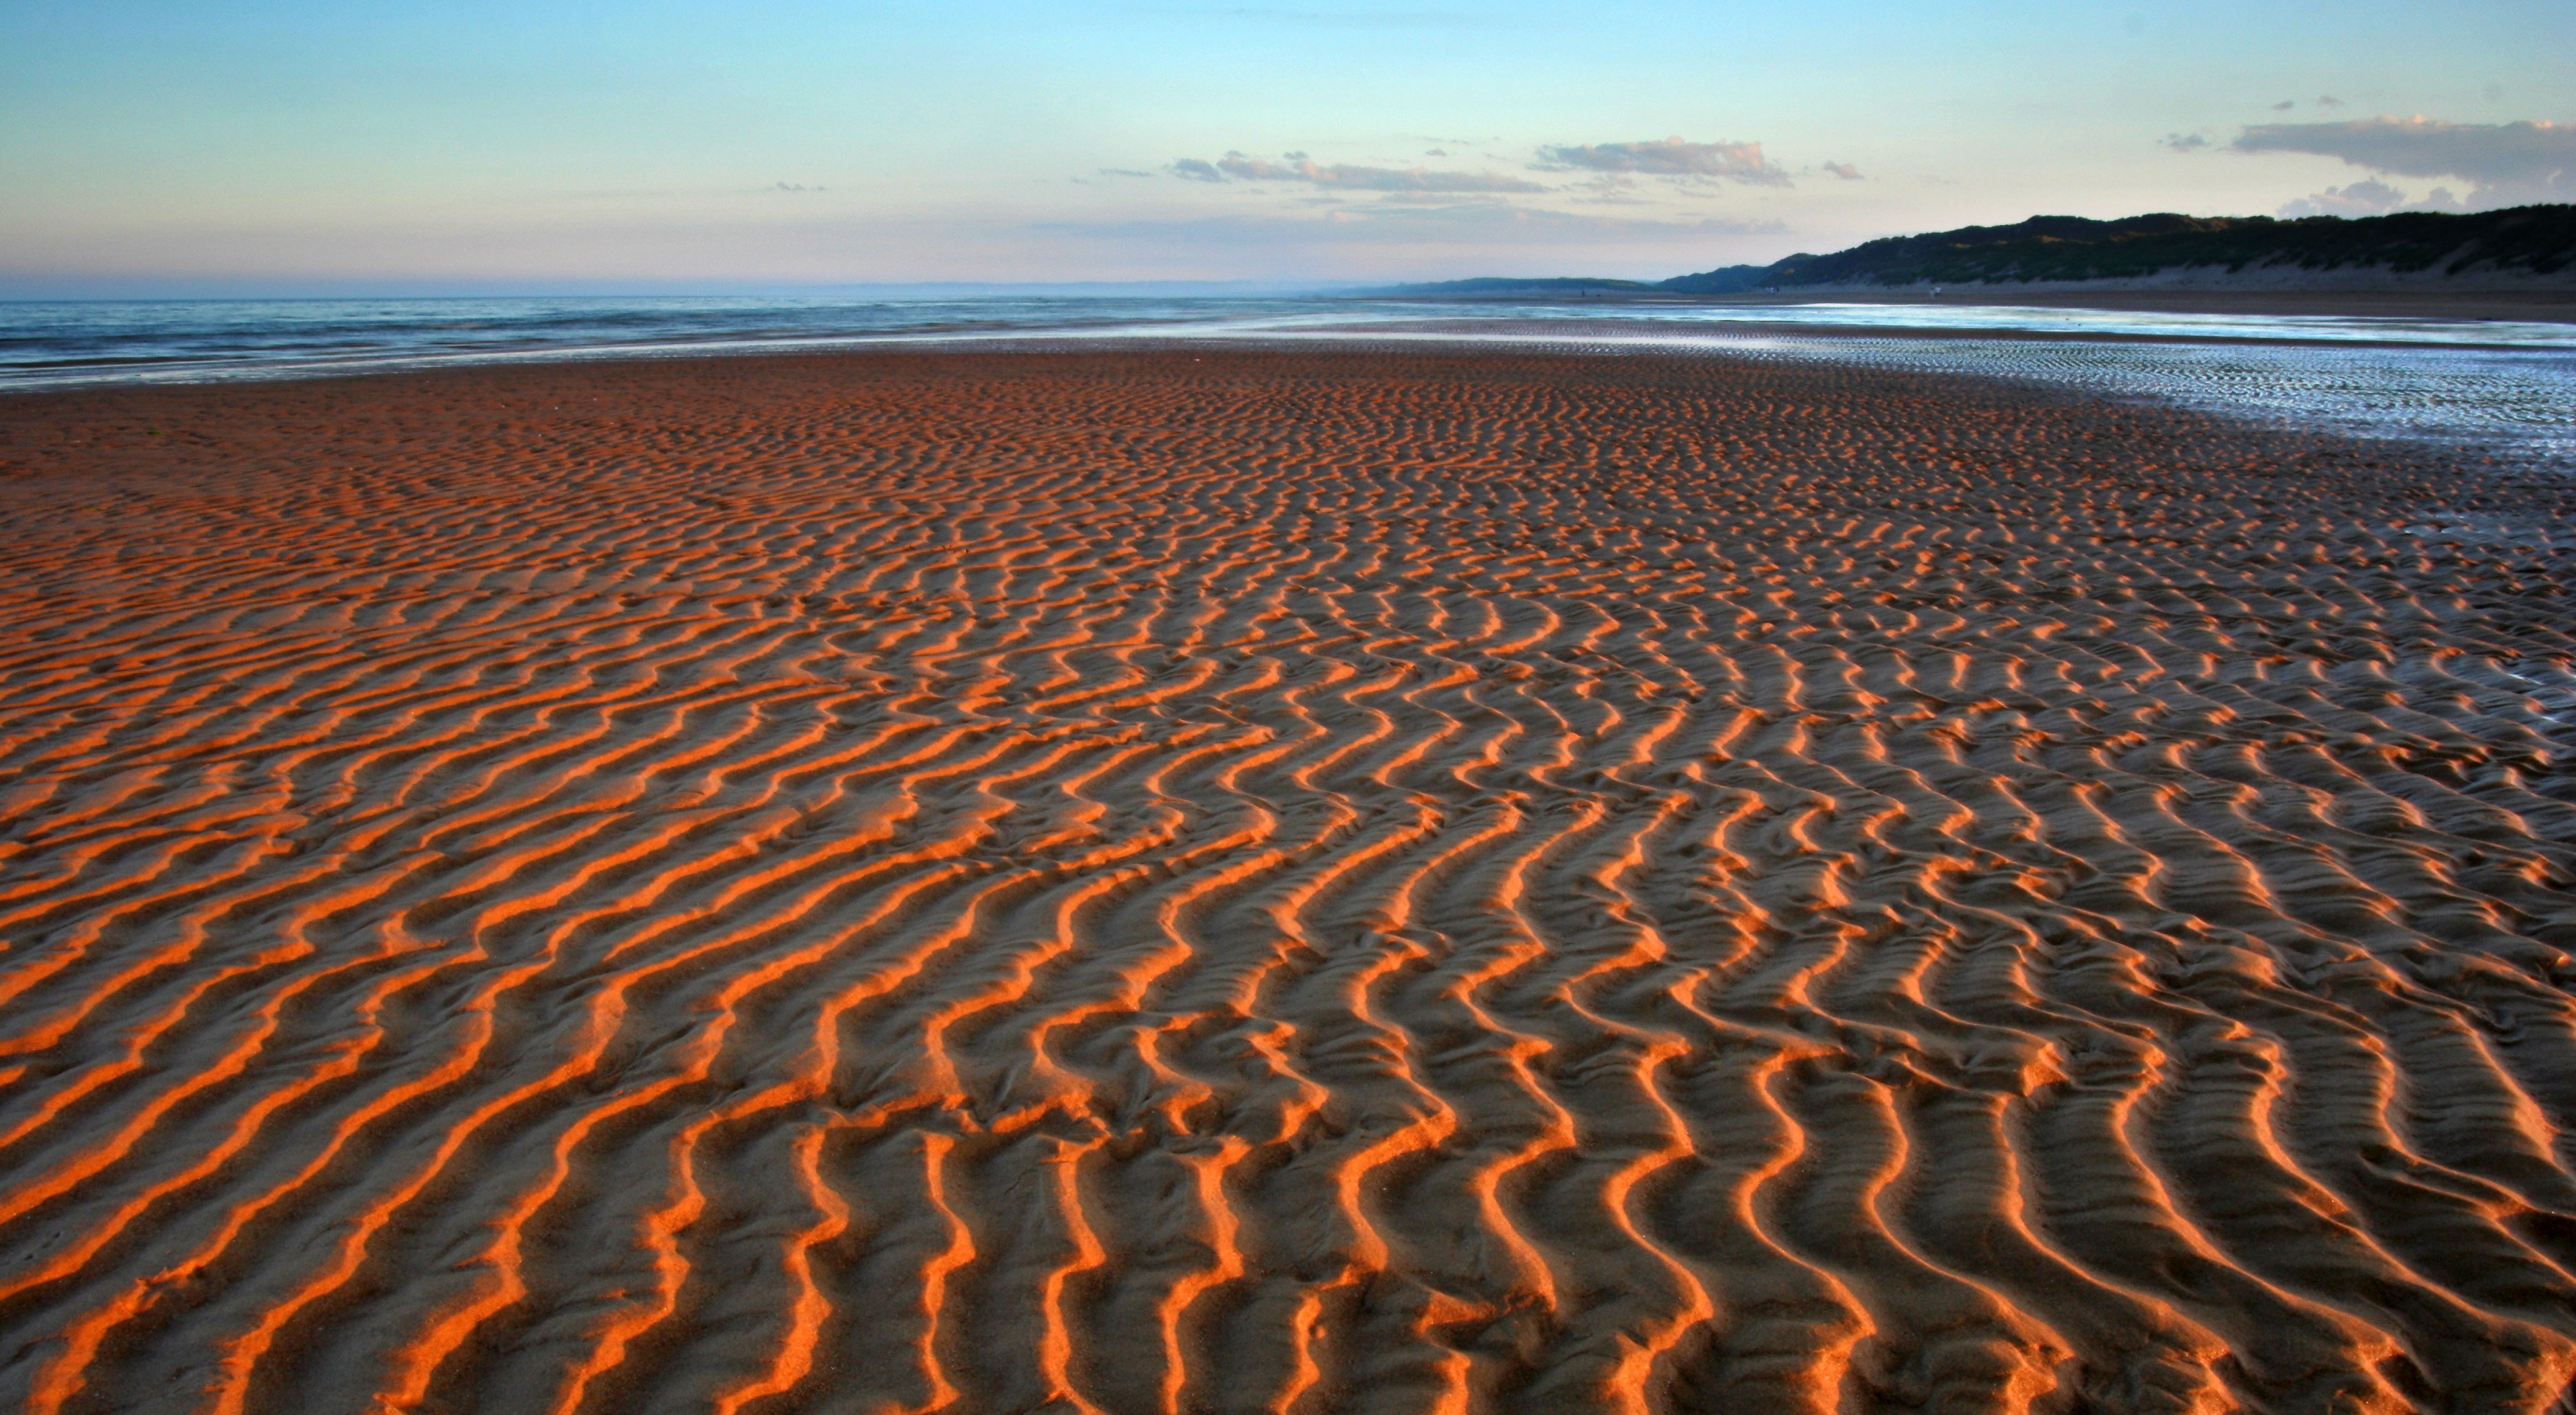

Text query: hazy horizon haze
(4, 0), (2567, 296)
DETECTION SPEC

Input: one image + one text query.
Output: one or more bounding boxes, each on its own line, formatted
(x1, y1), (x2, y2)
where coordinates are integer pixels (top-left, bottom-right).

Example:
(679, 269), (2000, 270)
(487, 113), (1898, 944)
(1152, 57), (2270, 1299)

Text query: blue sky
(2, 0), (2566, 294)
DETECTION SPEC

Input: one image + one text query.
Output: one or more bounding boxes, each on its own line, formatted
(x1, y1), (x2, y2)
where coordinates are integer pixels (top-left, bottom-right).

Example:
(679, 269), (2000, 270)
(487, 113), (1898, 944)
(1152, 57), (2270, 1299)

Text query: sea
(5, 294), (2574, 471)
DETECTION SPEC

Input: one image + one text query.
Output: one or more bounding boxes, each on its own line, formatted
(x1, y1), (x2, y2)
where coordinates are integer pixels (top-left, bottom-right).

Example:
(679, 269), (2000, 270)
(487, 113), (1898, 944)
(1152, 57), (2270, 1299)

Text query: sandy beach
(1409, 289), (2576, 326)
(3, 346), (2573, 1414)
(1874, 287), (2576, 324)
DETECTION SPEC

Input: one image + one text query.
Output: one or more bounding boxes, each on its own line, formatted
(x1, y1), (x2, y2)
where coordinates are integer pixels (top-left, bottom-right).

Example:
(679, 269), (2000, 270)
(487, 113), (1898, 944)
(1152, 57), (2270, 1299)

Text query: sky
(2, 0), (2568, 295)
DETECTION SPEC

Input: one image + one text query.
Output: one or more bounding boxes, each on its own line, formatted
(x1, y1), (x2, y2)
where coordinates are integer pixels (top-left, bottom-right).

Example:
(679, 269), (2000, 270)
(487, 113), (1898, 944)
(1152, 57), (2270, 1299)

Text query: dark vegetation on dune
(1382, 204), (2576, 296)
(1674, 203), (2576, 290)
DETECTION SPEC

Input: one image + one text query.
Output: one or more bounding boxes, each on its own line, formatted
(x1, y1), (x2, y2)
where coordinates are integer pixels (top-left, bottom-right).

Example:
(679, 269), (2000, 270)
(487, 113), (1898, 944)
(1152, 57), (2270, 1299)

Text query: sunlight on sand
(1, 348), (2572, 1413)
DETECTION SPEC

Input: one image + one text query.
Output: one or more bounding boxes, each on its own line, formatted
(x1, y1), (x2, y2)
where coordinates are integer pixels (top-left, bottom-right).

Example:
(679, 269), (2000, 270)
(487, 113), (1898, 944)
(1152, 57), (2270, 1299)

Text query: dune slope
(1, 348), (2573, 1414)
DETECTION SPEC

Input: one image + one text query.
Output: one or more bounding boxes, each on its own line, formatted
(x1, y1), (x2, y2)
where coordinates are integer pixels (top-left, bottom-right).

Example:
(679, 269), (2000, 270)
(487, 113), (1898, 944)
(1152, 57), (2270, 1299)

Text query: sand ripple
(2, 349), (2573, 1413)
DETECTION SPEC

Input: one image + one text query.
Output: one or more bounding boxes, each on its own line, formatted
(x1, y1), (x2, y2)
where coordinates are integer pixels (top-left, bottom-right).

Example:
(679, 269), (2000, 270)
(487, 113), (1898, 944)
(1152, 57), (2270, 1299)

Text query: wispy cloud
(1138, 6), (1499, 27)
(1171, 151), (1547, 193)
(1563, 172), (1649, 204)
(1535, 137), (1791, 186)
(1821, 162), (1863, 180)
(2161, 131), (2212, 151)
(2232, 115), (2574, 207)
(1228, 8), (1487, 25)
(1041, 202), (1785, 246)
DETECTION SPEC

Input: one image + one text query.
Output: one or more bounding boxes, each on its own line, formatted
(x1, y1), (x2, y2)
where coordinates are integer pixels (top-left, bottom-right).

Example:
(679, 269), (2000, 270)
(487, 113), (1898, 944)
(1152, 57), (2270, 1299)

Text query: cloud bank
(1043, 203), (1785, 247)
(1169, 152), (1545, 193)
(1535, 136), (1791, 186)
(2275, 178), (2466, 218)
(2233, 116), (2574, 208)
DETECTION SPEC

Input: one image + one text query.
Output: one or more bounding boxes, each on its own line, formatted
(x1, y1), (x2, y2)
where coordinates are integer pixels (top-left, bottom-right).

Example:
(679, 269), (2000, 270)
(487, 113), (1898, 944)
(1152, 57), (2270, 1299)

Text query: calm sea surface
(6, 295), (2573, 470)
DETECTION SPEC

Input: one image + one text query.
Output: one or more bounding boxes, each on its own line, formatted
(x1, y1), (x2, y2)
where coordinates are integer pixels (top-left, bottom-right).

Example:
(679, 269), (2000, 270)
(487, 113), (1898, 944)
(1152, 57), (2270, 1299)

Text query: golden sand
(1, 348), (2572, 1413)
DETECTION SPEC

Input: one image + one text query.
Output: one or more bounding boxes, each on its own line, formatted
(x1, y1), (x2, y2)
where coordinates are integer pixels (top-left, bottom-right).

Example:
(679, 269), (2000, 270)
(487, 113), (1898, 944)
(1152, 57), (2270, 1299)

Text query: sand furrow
(4, 348), (2573, 1412)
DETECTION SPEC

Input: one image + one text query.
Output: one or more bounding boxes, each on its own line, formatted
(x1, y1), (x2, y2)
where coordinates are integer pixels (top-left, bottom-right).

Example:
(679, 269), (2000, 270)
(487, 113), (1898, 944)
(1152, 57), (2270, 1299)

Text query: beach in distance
(1417, 287), (2576, 325)
(2, 343), (2573, 1413)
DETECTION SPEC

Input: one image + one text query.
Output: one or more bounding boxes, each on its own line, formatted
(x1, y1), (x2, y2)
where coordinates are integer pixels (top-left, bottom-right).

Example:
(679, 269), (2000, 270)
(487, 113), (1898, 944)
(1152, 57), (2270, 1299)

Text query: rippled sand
(3, 349), (2573, 1414)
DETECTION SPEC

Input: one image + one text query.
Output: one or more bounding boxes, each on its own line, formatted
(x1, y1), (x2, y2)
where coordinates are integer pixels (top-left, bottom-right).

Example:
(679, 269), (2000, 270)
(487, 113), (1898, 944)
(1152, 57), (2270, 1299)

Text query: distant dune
(1382, 204), (2576, 299)
(3, 348), (2574, 1413)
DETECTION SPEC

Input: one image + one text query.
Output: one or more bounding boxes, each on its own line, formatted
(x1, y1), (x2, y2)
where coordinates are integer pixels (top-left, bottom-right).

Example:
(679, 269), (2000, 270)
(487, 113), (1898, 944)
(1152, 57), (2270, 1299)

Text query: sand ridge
(1, 348), (2573, 1413)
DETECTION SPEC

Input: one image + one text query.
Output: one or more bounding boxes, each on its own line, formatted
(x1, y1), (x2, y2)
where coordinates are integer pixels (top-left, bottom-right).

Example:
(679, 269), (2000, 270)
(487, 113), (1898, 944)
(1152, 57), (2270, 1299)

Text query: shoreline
(9, 336), (2571, 486)
(7, 288), (2574, 403)
(18, 339), (2548, 480)
(7, 324), (2573, 479)
(1735, 286), (2576, 324)
(1374, 285), (2576, 324)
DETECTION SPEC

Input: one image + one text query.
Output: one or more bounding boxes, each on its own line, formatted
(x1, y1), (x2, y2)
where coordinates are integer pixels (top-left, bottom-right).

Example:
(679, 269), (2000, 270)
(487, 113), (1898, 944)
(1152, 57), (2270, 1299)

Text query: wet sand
(1884, 287), (2576, 324)
(1519, 289), (2576, 324)
(2, 347), (2573, 1414)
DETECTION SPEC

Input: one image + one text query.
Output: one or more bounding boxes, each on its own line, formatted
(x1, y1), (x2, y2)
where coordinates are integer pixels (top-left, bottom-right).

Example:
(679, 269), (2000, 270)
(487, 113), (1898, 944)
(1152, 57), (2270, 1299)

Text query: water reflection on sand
(6, 294), (2572, 468)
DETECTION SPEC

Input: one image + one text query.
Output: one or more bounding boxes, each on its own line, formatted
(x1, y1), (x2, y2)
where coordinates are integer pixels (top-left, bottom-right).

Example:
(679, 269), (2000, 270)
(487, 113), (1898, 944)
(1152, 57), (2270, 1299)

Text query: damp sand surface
(1639, 287), (2576, 325)
(2, 348), (2574, 1414)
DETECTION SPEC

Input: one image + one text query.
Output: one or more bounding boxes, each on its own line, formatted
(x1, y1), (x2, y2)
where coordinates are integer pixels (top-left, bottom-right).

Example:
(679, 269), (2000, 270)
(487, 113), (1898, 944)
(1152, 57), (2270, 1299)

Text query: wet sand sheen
(1, 347), (2572, 1414)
